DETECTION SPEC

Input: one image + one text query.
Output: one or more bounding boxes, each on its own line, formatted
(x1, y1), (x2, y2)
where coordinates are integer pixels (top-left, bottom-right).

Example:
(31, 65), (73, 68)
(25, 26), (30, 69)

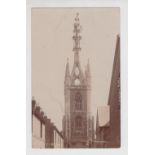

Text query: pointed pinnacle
(65, 58), (70, 77)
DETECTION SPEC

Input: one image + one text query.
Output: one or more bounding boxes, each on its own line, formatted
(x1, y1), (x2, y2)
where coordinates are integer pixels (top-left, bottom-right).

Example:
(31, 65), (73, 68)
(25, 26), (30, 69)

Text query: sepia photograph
(31, 8), (120, 148)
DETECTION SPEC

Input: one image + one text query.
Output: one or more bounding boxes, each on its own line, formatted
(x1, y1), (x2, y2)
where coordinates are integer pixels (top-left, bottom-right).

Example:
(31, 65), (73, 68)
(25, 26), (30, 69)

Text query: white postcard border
(26, 0), (128, 155)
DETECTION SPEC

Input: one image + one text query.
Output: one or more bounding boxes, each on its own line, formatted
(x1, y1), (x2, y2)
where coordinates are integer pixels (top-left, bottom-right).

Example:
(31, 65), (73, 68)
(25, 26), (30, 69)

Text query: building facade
(63, 14), (94, 148)
(32, 98), (64, 148)
(53, 126), (64, 148)
(32, 99), (46, 148)
(108, 35), (121, 148)
(45, 118), (64, 148)
(95, 106), (110, 148)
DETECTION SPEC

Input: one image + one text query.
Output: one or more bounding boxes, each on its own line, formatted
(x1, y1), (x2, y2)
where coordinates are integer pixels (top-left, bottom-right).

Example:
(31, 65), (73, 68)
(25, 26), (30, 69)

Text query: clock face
(75, 67), (80, 76)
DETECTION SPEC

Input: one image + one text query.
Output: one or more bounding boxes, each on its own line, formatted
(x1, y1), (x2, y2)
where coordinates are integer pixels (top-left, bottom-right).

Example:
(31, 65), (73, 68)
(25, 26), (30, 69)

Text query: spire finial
(75, 12), (79, 21)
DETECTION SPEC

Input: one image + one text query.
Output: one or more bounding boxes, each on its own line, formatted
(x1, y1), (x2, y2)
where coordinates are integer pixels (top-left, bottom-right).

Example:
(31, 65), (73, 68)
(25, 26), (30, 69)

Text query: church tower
(63, 13), (94, 148)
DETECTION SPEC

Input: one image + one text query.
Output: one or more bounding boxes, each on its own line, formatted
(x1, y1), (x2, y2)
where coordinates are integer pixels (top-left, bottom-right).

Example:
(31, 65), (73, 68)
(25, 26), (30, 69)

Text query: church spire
(73, 13), (82, 64)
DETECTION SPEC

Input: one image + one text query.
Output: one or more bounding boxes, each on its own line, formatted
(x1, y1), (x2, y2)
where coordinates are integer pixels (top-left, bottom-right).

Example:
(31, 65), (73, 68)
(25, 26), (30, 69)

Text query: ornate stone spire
(72, 13), (82, 64)
(71, 13), (85, 84)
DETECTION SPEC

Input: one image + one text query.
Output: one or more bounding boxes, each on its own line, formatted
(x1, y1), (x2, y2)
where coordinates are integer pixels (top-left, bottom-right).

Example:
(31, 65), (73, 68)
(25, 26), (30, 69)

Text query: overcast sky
(32, 8), (120, 130)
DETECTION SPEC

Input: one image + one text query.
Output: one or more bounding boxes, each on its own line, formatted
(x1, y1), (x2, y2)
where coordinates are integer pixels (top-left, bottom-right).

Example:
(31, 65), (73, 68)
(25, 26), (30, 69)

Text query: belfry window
(74, 78), (80, 85)
(75, 116), (82, 128)
(75, 67), (80, 76)
(75, 92), (82, 110)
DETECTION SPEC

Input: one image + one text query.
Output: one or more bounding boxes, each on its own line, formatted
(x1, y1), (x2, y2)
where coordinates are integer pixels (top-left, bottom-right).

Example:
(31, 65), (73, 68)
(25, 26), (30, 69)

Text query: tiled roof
(97, 105), (110, 127)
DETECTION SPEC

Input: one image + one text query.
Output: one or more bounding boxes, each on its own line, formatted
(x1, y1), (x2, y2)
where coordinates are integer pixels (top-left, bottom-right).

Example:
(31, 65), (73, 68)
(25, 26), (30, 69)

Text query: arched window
(75, 116), (82, 128)
(74, 78), (80, 85)
(75, 67), (80, 76)
(75, 92), (82, 110)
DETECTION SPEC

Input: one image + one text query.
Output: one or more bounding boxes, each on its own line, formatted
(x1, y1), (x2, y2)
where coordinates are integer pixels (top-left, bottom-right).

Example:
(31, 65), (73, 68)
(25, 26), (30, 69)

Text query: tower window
(75, 92), (82, 110)
(75, 67), (80, 76)
(75, 116), (82, 128)
(74, 78), (80, 85)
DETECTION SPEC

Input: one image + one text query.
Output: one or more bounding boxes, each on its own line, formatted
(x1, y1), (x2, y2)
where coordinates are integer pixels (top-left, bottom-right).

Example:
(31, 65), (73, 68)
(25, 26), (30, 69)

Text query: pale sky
(32, 8), (120, 131)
